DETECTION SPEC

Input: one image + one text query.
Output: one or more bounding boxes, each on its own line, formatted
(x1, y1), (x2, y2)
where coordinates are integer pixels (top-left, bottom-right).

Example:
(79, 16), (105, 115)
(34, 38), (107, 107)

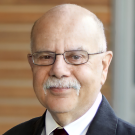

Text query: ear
(27, 54), (34, 71)
(101, 51), (113, 85)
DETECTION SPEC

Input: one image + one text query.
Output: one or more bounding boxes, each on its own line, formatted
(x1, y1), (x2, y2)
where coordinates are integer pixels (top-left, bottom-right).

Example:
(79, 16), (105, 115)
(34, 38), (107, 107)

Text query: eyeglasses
(31, 50), (103, 66)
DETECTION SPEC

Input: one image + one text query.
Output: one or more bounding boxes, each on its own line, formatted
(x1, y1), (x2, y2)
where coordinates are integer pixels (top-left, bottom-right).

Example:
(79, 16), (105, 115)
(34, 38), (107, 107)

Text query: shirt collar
(46, 110), (62, 135)
(45, 92), (102, 135)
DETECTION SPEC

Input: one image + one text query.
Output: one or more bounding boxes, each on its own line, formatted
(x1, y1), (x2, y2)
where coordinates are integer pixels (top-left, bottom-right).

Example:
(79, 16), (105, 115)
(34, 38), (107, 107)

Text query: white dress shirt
(42, 92), (102, 135)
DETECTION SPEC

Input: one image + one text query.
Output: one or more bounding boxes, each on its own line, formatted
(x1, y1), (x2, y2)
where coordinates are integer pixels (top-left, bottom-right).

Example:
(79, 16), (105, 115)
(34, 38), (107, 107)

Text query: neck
(51, 112), (74, 126)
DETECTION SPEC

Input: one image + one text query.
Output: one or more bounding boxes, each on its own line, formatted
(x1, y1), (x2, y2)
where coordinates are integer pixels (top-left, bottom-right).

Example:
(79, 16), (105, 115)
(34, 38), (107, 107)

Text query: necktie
(53, 128), (68, 135)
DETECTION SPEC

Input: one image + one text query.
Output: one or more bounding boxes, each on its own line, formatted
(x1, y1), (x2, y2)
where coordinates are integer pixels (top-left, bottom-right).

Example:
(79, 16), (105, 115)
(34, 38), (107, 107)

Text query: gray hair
(43, 77), (81, 96)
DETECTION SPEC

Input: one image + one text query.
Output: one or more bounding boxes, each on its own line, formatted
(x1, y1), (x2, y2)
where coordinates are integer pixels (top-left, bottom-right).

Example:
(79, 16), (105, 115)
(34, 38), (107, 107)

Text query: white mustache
(43, 77), (81, 95)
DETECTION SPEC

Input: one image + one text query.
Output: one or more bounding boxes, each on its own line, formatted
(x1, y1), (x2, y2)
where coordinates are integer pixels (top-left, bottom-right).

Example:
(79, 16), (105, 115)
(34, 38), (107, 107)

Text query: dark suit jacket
(3, 96), (135, 135)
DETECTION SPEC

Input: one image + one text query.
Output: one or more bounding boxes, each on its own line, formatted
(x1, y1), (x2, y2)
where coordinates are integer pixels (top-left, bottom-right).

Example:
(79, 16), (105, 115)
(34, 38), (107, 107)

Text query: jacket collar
(86, 95), (118, 135)
(33, 112), (46, 135)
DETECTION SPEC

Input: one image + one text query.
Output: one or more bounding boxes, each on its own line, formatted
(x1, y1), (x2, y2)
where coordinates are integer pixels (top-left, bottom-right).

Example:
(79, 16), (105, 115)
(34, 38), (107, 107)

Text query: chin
(48, 106), (76, 114)
(48, 108), (71, 114)
(45, 99), (77, 114)
(42, 89), (79, 113)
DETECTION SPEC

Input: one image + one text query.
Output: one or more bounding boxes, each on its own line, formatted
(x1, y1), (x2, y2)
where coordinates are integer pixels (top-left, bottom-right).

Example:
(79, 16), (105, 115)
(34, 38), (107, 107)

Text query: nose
(49, 55), (71, 79)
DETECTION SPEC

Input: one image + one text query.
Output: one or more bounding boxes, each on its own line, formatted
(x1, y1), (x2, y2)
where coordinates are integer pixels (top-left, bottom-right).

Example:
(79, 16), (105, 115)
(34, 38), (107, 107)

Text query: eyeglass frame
(30, 50), (104, 66)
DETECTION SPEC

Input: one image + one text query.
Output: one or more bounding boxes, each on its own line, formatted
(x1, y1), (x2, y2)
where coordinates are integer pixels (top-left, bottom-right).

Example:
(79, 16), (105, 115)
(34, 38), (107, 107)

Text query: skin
(28, 4), (113, 126)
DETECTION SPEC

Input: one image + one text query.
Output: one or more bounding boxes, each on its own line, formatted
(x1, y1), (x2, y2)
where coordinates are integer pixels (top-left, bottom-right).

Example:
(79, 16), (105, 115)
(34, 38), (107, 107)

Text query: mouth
(48, 87), (71, 95)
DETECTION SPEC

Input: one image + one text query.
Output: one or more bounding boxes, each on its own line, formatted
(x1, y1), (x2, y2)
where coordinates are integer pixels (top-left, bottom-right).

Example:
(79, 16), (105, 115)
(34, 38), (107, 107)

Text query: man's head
(28, 4), (112, 125)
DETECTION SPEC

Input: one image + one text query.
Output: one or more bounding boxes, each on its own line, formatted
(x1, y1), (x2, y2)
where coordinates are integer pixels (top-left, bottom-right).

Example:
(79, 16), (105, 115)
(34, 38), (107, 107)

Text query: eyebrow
(33, 46), (85, 53)
(67, 46), (85, 51)
(34, 50), (55, 53)
(76, 47), (84, 50)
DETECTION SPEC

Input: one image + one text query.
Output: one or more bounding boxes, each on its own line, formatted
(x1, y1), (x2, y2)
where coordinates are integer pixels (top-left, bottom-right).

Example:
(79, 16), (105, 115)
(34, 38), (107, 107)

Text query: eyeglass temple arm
(88, 52), (104, 55)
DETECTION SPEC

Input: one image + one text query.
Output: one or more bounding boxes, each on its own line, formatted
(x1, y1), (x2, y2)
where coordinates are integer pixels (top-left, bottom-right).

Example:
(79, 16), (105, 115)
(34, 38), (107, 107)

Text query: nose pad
(49, 55), (71, 79)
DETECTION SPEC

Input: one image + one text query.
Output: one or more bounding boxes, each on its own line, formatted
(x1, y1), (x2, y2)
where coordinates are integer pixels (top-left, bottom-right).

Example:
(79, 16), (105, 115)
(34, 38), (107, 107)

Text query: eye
(72, 55), (81, 60)
(40, 55), (51, 59)
(38, 54), (54, 60)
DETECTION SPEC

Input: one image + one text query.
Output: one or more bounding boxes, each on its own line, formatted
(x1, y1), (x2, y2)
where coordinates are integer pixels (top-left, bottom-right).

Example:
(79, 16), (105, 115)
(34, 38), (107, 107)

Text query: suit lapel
(86, 96), (118, 135)
(32, 112), (46, 135)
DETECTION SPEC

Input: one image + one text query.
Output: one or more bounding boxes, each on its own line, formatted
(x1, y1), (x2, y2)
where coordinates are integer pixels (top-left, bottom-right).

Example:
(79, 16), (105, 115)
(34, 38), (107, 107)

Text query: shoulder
(3, 116), (42, 135)
(116, 118), (135, 135)
(95, 96), (135, 135)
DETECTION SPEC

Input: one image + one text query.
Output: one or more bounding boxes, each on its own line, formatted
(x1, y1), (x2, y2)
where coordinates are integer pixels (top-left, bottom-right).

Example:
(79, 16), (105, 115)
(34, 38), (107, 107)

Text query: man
(3, 4), (135, 135)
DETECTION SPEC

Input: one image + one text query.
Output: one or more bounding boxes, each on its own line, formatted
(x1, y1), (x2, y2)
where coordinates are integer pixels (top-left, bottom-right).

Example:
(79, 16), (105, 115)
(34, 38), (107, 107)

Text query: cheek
(73, 64), (94, 86)
(33, 66), (50, 85)
(72, 64), (101, 109)
(74, 61), (102, 91)
(33, 68), (44, 88)
(32, 66), (51, 106)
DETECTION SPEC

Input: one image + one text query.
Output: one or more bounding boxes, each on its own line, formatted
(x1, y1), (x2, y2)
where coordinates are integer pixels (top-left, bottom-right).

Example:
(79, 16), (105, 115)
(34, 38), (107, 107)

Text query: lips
(49, 87), (71, 95)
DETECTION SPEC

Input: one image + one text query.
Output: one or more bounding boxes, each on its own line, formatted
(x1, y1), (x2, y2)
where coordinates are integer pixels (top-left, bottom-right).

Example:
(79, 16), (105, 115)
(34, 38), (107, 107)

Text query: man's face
(29, 16), (106, 117)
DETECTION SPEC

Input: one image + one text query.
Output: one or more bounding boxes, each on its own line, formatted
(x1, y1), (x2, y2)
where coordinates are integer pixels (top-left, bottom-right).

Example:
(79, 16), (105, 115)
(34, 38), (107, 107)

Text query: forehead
(32, 15), (99, 53)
